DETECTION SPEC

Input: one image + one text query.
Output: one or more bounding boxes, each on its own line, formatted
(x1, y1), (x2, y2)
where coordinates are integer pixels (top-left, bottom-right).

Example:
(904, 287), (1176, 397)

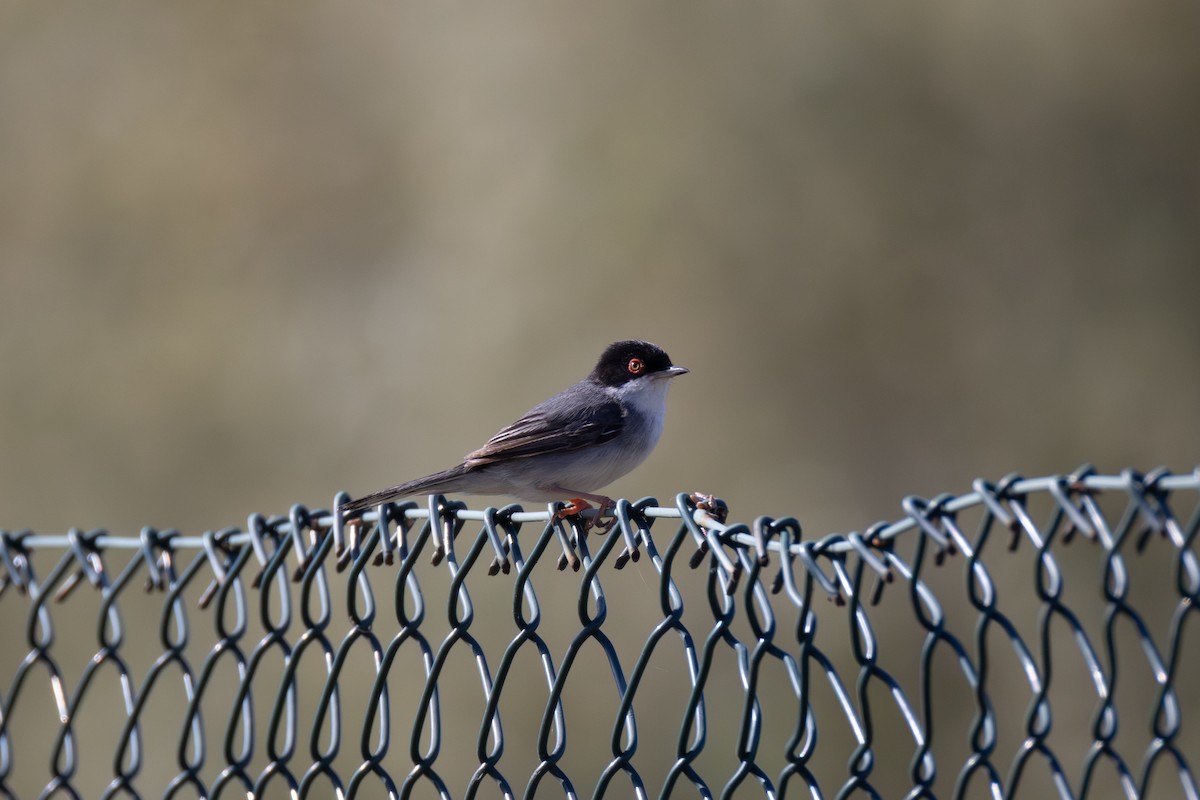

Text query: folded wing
(465, 388), (624, 466)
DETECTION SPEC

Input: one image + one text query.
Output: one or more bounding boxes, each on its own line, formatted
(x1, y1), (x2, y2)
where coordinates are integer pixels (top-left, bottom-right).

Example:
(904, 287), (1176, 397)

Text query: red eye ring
(627, 357), (645, 375)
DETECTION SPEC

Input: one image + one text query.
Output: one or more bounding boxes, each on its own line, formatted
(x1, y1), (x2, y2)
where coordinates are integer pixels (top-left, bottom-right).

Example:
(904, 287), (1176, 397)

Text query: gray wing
(465, 386), (624, 466)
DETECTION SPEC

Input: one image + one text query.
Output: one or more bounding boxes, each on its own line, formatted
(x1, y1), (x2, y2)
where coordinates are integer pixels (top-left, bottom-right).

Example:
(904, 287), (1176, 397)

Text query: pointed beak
(666, 366), (689, 377)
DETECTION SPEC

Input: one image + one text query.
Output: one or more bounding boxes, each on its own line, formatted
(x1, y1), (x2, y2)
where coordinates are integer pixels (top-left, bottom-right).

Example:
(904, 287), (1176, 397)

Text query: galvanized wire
(0, 466), (1196, 798)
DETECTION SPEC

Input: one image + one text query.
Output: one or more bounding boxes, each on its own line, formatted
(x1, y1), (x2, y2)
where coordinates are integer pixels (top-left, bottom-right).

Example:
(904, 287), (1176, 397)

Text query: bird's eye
(627, 358), (645, 375)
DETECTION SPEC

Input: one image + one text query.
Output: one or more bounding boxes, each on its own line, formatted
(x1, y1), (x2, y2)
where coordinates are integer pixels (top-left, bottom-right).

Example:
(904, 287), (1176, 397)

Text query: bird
(340, 340), (688, 526)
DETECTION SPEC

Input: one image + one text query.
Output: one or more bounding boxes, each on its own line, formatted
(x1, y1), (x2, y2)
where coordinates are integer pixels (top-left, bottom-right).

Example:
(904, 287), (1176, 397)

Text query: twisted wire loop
(0, 468), (1197, 799)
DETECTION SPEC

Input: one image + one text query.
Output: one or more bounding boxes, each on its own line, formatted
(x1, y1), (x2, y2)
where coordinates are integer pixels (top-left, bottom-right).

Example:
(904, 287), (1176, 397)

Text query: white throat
(612, 374), (677, 443)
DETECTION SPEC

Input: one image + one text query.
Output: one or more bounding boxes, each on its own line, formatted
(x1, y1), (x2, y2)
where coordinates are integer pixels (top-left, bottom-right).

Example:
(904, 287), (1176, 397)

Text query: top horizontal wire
(10, 467), (1196, 553)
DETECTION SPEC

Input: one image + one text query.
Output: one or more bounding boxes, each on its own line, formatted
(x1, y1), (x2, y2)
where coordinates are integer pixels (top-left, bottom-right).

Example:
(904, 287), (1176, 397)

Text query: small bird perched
(340, 340), (688, 525)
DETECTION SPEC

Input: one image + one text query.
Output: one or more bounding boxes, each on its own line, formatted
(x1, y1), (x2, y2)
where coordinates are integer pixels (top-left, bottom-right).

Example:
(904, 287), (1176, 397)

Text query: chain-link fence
(1, 467), (1196, 799)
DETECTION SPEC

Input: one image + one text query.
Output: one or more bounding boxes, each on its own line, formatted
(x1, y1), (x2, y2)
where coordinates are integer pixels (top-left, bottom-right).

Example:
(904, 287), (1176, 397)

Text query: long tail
(339, 464), (472, 515)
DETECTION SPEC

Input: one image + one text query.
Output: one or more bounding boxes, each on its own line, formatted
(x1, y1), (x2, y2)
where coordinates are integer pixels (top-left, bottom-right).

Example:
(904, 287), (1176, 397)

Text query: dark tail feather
(339, 464), (471, 515)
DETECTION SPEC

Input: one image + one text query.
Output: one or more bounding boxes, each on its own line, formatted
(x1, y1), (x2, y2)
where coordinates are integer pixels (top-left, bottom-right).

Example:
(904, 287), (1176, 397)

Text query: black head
(589, 340), (685, 387)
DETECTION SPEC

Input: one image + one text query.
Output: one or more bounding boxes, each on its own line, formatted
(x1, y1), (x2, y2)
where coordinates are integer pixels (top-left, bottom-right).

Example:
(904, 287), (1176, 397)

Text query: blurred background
(1, 1), (1198, 797)
(2, 2), (1199, 535)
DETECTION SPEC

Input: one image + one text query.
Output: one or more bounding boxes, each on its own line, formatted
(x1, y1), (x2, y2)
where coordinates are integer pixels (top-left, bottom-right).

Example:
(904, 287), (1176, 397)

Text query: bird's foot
(555, 497), (615, 533)
(591, 498), (615, 533)
(690, 492), (729, 523)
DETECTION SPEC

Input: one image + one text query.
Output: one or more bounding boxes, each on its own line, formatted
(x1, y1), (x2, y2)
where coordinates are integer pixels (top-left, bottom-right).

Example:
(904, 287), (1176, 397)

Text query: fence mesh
(1, 467), (1197, 799)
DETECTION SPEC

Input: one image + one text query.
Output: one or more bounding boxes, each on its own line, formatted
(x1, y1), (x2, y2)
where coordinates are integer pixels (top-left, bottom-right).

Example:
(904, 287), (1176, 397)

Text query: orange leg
(554, 498), (594, 519)
(551, 491), (615, 532)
